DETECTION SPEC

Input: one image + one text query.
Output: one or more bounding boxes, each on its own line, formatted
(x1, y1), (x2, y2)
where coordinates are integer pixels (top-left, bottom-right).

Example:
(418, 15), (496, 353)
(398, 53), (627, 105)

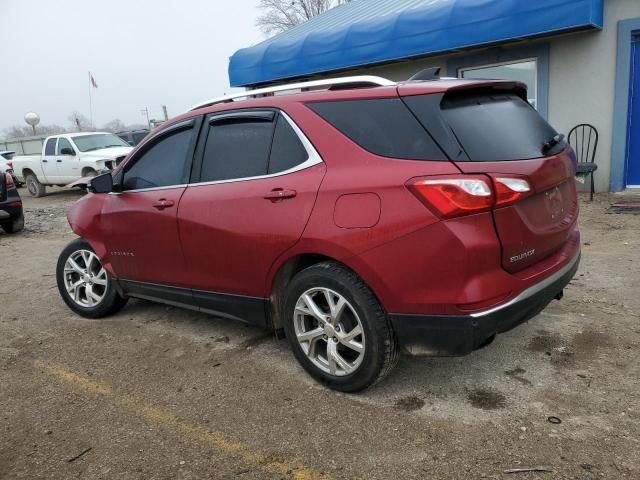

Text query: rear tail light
(4, 172), (15, 188)
(6, 161), (13, 170)
(493, 177), (532, 206)
(407, 175), (532, 219)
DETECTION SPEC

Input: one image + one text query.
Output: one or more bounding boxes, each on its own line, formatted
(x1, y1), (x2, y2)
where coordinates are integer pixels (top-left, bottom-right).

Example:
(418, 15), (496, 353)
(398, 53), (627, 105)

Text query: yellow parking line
(34, 360), (329, 480)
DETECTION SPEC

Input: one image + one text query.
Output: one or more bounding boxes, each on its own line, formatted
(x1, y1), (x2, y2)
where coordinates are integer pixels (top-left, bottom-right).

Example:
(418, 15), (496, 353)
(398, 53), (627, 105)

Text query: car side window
(201, 119), (274, 182)
(268, 115), (308, 174)
(57, 138), (74, 155)
(122, 127), (193, 191)
(44, 138), (56, 156)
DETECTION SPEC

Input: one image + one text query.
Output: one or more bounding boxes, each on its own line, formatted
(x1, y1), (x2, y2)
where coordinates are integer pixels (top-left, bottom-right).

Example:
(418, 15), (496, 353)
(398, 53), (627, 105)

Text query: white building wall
(548, 0), (640, 192)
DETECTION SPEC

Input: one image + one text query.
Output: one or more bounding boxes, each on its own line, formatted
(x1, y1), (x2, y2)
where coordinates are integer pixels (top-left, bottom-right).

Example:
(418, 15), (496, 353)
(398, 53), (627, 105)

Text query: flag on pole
(90, 73), (98, 89)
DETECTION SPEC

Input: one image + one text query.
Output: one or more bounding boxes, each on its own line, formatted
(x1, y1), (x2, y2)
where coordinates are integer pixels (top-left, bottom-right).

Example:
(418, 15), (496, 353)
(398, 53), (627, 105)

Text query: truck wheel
(83, 169), (97, 178)
(56, 238), (128, 318)
(283, 261), (399, 392)
(1, 212), (24, 234)
(25, 173), (46, 197)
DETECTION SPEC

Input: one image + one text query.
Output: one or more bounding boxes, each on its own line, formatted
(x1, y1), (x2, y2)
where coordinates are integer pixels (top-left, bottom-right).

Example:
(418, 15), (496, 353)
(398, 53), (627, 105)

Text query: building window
(447, 44), (549, 119)
(459, 59), (538, 109)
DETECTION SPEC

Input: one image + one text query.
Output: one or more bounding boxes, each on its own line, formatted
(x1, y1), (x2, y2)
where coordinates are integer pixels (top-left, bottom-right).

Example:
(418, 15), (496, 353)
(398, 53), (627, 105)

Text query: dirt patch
(573, 329), (610, 353)
(527, 329), (611, 369)
(504, 367), (532, 386)
(466, 388), (506, 410)
(527, 330), (564, 353)
(395, 396), (425, 411)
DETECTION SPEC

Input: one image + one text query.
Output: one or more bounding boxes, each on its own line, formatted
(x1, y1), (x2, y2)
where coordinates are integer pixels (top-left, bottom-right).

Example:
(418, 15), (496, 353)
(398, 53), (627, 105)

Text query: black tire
(56, 238), (128, 318)
(25, 173), (46, 197)
(283, 261), (399, 392)
(1, 211), (24, 233)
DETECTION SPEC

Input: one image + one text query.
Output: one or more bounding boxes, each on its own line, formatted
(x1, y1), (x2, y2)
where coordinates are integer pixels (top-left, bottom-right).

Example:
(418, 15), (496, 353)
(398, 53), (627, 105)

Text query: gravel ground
(1, 187), (639, 479)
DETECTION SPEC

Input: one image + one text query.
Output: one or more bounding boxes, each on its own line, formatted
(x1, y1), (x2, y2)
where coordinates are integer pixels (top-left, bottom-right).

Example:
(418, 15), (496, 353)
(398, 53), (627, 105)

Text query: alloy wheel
(63, 249), (108, 307)
(293, 287), (365, 376)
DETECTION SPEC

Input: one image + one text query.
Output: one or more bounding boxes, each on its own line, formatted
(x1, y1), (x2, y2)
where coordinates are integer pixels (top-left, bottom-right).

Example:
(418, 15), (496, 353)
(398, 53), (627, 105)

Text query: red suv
(56, 75), (580, 392)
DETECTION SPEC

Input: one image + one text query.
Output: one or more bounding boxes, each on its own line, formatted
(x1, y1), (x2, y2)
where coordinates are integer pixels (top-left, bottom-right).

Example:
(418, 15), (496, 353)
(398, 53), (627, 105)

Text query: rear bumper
(389, 250), (580, 356)
(0, 201), (22, 223)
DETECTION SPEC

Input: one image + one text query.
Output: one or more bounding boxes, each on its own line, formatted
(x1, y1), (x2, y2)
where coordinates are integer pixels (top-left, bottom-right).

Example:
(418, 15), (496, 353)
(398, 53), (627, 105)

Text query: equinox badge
(510, 249), (536, 263)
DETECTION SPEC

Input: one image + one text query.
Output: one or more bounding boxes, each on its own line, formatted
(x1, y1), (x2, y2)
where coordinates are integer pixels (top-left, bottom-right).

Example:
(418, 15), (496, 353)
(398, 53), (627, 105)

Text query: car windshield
(71, 134), (130, 152)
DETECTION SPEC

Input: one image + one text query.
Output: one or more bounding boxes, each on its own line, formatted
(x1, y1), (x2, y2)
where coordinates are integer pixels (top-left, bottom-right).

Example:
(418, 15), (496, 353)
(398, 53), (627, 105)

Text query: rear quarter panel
(12, 155), (44, 182)
(265, 102), (461, 295)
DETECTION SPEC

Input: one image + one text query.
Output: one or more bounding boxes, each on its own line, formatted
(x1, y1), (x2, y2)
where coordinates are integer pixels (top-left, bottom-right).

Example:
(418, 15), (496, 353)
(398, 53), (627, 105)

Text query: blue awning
(229, 0), (603, 87)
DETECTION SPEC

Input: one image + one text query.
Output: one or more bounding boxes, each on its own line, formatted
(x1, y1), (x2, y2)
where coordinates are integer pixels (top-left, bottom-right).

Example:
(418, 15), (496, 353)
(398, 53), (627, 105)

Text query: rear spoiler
(398, 79), (528, 104)
(443, 80), (529, 104)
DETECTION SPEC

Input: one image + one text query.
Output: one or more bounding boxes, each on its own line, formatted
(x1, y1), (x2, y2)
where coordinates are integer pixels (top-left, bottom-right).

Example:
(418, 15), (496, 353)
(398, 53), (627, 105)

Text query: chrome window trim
(111, 111), (322, 195)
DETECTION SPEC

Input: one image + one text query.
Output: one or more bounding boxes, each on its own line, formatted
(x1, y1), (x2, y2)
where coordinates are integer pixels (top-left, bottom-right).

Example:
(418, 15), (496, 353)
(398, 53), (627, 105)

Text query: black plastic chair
(568, 124), (598, 201)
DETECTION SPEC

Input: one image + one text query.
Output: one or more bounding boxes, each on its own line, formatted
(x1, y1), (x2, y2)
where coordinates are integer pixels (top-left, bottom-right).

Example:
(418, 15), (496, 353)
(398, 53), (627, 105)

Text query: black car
(116, 129), (149, 147)
(0, 171), (24, 234)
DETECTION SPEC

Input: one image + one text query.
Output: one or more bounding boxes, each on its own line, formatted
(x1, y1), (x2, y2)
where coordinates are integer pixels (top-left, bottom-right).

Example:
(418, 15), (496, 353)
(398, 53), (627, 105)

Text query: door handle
(264, 188), (297, 201)
(152, 199), (175, 210)
(57, 159), (62, 163)
(42, 159), (48, 163)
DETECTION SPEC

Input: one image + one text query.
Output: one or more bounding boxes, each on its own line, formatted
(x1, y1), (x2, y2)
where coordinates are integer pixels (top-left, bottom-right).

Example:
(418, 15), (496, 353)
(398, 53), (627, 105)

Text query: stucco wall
(548, 0), (640, 192)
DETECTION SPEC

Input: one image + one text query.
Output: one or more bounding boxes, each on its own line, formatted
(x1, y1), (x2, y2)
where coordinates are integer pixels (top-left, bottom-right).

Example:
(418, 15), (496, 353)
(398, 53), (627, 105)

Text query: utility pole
(162, 105), (169, 121)
(141, 107), (150, 128)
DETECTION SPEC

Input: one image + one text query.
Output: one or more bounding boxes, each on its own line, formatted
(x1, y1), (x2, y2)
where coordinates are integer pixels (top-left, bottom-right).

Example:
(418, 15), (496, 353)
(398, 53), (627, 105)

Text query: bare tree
(101, 118), (127, 133)
(68, 111), (93, 132)
(257, 0), (351, 35)
(2, 124), (66, 139)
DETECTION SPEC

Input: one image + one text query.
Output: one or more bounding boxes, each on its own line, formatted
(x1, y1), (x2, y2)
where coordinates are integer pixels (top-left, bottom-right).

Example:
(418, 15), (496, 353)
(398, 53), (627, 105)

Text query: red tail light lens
(6, 161), (13, 170)
(4, 172), (15, 188)
(492, 176), (532, 207)
(407, 176), (493, 218)
(407, 175), (533, 218)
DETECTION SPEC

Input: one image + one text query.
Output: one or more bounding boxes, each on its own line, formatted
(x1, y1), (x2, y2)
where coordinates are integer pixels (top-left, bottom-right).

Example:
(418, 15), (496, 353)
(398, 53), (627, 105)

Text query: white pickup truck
(12, 132), (133, 197)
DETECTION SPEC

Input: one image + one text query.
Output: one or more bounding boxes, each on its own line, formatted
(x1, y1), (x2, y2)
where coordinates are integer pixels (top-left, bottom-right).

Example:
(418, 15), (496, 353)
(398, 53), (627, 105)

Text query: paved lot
(1, 188), (639, 479)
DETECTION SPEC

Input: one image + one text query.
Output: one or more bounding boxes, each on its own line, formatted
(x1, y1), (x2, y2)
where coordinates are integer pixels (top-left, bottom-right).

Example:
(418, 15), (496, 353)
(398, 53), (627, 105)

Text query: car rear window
(307, 98), (446, 161)
(405, 92), (563, 161)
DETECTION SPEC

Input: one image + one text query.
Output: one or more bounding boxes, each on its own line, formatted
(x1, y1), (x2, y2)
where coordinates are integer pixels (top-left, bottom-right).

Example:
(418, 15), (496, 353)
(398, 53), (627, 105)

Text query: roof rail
(189, 75), (395, 111)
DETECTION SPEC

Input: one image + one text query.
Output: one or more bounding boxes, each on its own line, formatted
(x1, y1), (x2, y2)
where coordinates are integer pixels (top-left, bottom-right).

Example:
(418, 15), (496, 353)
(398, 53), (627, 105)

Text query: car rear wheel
(283, 261), (398, 392)
(56, 238), (128, 318)
(25, 173), (46, 197)
(1, 211), (24, 234)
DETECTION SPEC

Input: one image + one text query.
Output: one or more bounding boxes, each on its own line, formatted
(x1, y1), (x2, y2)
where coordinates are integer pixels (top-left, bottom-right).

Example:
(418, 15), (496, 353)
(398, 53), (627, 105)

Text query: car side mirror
(60, 147), (75, 156)
(89, 172), (113, 193)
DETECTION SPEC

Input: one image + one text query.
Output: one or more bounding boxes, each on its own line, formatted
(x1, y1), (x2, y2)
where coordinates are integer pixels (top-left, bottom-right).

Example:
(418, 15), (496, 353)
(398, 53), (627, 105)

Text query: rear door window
(200, 119), (274, 182)
(44, 138), (57, 156)
(307, 98), (446, 161)
(405, 92), (562, 161)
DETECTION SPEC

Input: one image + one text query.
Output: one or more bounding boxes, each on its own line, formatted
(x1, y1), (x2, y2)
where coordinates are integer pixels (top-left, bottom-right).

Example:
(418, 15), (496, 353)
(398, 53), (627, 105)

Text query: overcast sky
(0, 0), (265, 133)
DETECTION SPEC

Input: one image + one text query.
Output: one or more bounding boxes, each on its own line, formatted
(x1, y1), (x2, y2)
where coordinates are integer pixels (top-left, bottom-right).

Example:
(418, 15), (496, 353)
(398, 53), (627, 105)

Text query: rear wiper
(542, 134), (565, 155)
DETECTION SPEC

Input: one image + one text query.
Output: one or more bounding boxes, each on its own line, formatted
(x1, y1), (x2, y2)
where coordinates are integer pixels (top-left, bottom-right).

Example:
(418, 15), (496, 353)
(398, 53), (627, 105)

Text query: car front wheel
(283, 262), (398, 392)
(56, 238), (128, 318)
